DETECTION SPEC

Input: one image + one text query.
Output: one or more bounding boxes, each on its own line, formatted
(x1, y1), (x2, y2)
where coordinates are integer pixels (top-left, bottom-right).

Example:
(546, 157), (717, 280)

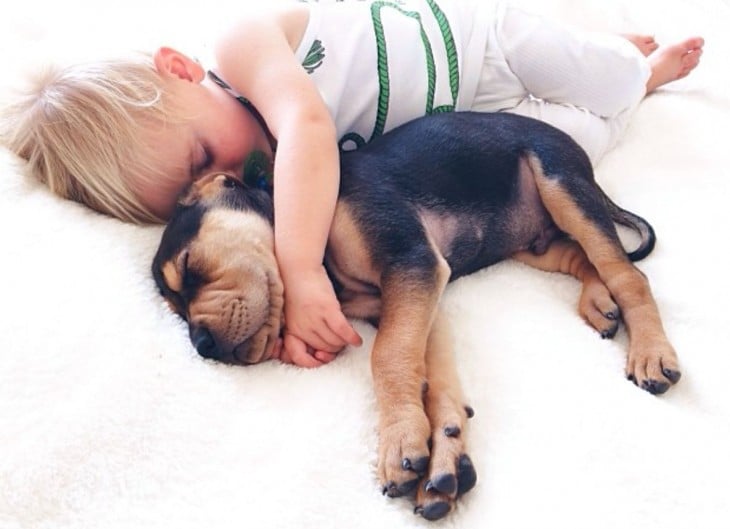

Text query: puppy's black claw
(456, 454), (477, 496)
(627, 373), (637, 385)
(604, 309), (620, 321)
(413, 456), (430, 474)
(384, 479), (418, 498)
(600, 323), (619, 339)
(641, 379), (670, 395)
(401, 456), (429, 475)
(399, 478), (420, 497)
(383, 481), (398, 497)
(420, 501), (451, 521)
(444, 425), (461, 438)
(464, 405), (475, 418)
(430, 473), (457, 495)
(662, 368), (681, 384)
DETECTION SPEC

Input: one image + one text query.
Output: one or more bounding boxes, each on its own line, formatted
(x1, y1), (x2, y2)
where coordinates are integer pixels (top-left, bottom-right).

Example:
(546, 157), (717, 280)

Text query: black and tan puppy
(152, 111), (680, 520)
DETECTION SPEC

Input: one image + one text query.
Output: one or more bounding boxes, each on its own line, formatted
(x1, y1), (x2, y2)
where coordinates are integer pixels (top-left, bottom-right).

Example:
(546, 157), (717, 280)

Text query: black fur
(336, 111), (653, 284)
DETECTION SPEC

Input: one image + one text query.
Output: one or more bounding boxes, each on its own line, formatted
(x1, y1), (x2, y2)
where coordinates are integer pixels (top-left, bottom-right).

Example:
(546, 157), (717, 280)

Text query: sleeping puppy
(152, 111), (680, 520)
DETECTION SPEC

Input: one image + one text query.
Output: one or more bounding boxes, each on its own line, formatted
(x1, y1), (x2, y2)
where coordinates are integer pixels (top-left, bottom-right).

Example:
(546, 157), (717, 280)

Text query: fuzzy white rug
(2, 1), (729, 528)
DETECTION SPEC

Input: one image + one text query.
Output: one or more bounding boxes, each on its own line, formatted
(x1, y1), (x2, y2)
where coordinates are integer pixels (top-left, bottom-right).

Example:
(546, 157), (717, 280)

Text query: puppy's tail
(601, 191), (656, 262)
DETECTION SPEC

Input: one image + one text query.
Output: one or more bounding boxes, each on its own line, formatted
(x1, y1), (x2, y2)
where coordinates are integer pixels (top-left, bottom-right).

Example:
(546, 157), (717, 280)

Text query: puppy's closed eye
(178, 250), (205, 295)
(222, 176), (240, 189)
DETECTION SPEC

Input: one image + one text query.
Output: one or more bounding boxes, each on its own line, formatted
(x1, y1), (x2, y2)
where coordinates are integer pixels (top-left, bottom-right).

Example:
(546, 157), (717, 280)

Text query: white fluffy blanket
(2, 1), (729, 528)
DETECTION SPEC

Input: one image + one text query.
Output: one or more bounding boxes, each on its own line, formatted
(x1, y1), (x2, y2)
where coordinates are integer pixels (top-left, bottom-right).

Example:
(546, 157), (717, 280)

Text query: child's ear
(153, 47), (205, 83)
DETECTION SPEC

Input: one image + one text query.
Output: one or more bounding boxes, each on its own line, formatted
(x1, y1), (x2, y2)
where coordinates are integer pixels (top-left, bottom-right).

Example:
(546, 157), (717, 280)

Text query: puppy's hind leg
(527, 154), (680, 394)
(513, 239), (621, 339)
(414, 310), (477, 521)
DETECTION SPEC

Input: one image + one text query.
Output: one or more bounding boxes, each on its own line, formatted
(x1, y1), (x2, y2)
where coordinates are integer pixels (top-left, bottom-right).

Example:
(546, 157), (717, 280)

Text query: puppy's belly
(420, 208), (554, 279)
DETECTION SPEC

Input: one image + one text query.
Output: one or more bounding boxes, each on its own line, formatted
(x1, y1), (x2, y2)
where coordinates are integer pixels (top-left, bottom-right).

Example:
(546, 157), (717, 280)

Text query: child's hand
(279, 333), (338, 368)
(281, 266), (362, 367)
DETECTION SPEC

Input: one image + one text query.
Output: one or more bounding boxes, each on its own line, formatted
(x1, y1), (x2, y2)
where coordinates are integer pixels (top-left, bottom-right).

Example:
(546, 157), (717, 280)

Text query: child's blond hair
(0, 53), (180, 224)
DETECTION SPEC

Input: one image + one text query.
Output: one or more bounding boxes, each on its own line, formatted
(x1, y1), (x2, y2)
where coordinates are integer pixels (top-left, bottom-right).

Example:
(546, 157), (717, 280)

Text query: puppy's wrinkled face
(152, 173), (284, 365)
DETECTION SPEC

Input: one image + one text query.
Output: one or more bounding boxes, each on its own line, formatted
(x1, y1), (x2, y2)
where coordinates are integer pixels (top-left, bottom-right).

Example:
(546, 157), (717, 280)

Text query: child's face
(133, 54), (274, 220)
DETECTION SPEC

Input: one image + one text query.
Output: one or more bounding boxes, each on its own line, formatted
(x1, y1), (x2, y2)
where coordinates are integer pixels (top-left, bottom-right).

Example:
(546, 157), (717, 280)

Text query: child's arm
(215, 6), (362, 367)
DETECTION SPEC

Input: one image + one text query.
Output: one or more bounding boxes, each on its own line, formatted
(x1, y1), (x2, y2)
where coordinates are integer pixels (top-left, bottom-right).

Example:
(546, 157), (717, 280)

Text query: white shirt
(294, 0), (491, 150)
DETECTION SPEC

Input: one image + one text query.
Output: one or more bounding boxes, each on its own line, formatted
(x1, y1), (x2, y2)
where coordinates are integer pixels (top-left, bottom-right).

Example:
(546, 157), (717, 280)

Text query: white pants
(471, 3), (651, 163)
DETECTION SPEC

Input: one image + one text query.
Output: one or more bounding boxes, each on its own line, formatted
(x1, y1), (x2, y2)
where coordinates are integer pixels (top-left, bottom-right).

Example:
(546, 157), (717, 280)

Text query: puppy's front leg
(373, 263), (449, 499)
(414, 309), (477, 521)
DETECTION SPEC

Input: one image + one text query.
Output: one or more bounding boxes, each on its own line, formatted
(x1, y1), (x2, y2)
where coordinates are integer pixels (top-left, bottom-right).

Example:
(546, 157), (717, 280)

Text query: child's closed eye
(191, 143), (213, 176)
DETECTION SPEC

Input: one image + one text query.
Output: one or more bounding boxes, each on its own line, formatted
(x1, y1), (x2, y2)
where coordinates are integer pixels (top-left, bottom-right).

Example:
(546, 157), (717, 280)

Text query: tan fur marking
(326, 201), (384, 320)
(161, 260), (182, 293)
(327, 201), (380, 290)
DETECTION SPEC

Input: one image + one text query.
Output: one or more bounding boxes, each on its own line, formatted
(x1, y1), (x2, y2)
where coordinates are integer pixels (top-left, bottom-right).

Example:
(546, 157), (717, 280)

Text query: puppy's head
(152, 173), (284, 365)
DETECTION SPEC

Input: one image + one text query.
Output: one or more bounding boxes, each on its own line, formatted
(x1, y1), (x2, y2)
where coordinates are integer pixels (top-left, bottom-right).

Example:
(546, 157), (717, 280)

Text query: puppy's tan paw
(578, 277), (621, 339)
(377, 408), (431, 498)
(626, 340), (681, 395)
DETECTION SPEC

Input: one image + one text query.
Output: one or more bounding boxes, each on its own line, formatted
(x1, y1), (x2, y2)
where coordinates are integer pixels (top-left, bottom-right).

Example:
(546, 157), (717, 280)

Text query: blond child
(0, 0), (703, 367)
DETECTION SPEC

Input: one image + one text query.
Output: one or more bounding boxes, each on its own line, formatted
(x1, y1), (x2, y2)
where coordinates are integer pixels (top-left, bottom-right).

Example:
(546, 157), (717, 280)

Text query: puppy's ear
(177, 185), (202, 208)
(177, 173), (232, 207)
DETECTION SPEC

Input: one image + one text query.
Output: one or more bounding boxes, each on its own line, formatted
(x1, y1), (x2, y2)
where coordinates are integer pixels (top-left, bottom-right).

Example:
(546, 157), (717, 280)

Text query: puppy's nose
(191, 326), (220, 360)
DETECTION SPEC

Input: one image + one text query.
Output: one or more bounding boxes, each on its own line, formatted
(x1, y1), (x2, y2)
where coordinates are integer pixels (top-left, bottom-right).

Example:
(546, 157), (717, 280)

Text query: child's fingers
(313, 350), (338, 364)
(327, 312), (363, 347)
(283, 333), (324, 368)
(307, 325), (347, 353)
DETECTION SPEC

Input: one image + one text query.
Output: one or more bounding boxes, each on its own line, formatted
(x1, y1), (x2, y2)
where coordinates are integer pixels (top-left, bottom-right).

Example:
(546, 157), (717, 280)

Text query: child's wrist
(277, 256), (323, 281)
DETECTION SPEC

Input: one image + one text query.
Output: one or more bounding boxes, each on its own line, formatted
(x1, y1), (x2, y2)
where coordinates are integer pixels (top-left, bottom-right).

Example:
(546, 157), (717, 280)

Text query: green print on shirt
(338, 0), (460, 151)
(302, 39), (325, 73)
(243, 150), (274, 193)
(425, 0), (459, 112)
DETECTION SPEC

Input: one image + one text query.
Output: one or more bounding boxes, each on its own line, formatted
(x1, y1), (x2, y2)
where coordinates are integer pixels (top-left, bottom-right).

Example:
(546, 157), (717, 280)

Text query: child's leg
(506, 98), (630, 163)
(494, 4), (651, 119)
(471, 3), (702, 162)
(471, 4), (650, 162)
(502, 32), (703, 163)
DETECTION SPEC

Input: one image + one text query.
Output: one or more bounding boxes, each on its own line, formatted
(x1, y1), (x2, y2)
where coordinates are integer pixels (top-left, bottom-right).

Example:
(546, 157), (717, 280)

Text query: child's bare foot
(623, 34), (659, 57)
(646, 37), (704, 93)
